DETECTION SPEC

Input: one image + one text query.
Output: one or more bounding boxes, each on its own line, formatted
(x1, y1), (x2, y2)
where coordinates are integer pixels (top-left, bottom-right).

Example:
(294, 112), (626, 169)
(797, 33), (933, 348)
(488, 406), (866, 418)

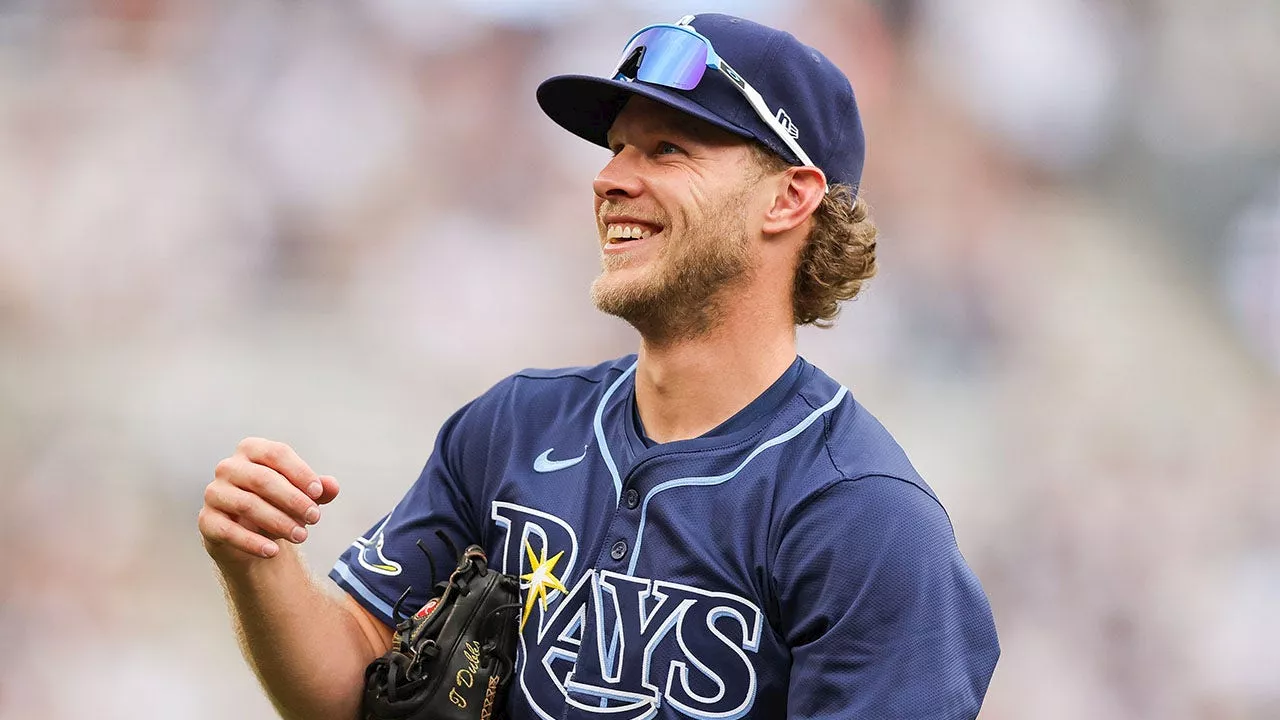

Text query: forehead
(605, 96), (744, 147)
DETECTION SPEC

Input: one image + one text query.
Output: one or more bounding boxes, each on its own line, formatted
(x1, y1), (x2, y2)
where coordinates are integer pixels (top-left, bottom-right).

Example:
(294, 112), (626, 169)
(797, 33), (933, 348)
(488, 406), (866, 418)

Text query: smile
(605, 224), (655, 241)
(602, 219), (664, 251)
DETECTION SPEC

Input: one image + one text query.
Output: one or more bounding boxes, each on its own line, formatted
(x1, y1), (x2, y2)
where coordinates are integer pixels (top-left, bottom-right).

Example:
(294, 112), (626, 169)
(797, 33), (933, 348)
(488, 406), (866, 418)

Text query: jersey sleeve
(329, 383), (507, 627)
(773, 474), (999, 719)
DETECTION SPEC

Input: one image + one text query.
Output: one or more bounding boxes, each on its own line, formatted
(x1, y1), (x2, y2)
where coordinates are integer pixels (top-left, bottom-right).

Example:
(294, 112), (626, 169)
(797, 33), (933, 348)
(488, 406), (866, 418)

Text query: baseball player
(199, 13), (999, 720)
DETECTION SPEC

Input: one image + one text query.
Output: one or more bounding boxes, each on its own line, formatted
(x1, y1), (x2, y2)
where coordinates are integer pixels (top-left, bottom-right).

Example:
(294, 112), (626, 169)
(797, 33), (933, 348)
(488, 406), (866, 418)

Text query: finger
(316, 475), (340, 505)
(237, 438), (322, 500)
(205, 482), (311, 544)
(199, 506), (281, 559)
(219, 457), (320, 526)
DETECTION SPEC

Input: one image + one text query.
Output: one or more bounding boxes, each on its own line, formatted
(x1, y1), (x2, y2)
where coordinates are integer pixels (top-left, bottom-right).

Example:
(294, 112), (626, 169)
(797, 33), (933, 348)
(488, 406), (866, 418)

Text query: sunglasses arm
(718, 60), (829, 193)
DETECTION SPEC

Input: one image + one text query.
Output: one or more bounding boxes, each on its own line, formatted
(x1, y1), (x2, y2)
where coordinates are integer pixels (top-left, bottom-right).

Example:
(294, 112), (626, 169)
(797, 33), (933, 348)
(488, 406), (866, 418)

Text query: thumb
(316, 474), (341, 505)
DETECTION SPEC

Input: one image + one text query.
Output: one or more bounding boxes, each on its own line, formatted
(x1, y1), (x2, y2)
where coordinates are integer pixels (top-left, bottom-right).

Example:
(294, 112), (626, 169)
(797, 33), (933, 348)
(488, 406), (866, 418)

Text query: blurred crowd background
(1, 0), (1277, 717)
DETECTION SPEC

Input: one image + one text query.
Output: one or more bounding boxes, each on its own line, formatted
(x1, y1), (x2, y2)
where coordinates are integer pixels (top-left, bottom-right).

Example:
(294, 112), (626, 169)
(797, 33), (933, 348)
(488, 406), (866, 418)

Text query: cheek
(686, 180), (712, 210)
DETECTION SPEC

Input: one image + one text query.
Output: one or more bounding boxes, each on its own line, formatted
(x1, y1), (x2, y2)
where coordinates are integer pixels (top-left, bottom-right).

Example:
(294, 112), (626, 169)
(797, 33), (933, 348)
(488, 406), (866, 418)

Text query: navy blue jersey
(331, 355), (999, 719)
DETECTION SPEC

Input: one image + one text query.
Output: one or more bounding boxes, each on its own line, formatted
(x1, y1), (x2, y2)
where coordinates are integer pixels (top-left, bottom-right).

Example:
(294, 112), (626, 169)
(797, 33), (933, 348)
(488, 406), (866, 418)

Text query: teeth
(606, 224), (655, 241)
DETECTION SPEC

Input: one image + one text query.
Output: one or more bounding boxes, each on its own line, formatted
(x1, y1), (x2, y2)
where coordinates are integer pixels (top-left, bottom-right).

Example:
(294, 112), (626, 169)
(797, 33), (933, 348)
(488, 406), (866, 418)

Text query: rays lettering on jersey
(492, 501), (762, 720)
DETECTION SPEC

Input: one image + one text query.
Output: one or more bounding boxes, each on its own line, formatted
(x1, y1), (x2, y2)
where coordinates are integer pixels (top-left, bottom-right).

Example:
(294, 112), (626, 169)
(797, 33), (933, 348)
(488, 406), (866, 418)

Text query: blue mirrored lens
(617, 26), (708, 90)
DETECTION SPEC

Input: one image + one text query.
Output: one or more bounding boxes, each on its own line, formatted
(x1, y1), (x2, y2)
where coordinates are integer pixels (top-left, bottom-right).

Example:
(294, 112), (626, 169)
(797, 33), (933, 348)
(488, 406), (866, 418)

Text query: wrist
(208, 540), (300, 582)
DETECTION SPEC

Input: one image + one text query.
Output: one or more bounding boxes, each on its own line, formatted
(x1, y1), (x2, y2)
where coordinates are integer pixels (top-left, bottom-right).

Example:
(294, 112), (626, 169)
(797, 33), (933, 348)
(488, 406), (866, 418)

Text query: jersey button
(610, 540), (628, 561)
(624, 488), (640, 509)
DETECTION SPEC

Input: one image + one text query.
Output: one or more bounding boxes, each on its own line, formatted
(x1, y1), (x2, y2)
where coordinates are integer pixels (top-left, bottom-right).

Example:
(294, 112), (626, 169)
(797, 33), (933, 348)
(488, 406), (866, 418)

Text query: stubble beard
(590, 198), (755, 346)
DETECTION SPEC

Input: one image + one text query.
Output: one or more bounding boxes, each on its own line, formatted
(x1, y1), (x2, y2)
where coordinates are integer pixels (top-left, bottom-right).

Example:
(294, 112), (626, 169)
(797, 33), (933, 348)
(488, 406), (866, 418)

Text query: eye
(655, 141), (683, 156)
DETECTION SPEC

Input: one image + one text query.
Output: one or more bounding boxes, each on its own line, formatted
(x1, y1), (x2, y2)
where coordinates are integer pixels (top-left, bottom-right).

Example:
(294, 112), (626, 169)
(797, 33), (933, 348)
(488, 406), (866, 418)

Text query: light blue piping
(594, 361), (637, 504)
(626, 386), (849, 575)
(332, 559), (395, 620)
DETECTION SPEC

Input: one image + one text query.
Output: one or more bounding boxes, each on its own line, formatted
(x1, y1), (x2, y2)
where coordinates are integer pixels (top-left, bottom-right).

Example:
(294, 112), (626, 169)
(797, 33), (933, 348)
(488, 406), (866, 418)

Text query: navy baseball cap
(537, 13), (865, 195)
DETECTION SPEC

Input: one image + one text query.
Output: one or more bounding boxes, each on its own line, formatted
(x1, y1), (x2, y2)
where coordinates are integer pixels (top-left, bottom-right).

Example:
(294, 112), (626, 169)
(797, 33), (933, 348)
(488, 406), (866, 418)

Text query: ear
(761, 166), (826, 237)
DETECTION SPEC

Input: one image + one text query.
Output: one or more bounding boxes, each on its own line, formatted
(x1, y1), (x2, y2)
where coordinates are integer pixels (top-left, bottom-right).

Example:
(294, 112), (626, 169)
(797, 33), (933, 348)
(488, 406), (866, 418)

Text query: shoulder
(788, 474), (953, 552)
(500, 355), (637, 413)
(793, 360), (939, 503)
(508, 355), (637, 388)
(444, 355), (637, 442)
(757, 362), (948, 553)
(772, 474), (993, 655)
(464, 355), (637, 411)
(774, 474), (989, 640)
(774, 473), (999, 715)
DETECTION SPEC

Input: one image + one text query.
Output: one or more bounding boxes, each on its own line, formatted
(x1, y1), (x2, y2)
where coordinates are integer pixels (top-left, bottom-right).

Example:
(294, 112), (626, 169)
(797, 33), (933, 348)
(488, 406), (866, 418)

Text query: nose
(592, 147), (644, 201)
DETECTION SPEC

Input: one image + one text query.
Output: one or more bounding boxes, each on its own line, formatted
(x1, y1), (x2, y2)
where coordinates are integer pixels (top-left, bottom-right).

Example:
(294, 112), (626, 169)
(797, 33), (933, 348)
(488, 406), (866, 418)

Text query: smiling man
(591, 98), (770, 345)
(199, 13), (999, 720)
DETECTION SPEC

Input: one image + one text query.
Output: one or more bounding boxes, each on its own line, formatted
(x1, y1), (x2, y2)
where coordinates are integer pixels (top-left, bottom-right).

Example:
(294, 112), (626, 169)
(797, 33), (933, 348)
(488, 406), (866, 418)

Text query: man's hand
(200, 438), (340, 563)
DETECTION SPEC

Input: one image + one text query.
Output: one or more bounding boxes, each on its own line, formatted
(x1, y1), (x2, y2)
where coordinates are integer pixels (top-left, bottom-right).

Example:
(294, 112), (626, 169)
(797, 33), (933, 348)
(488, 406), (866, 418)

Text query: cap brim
(536, 74), (754, 150)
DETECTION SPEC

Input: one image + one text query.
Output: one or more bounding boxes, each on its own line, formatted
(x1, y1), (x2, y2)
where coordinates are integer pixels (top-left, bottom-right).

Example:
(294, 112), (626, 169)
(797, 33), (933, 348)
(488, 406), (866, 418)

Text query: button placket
(610, 539), (628, 560)
(600, 455), (655, 569)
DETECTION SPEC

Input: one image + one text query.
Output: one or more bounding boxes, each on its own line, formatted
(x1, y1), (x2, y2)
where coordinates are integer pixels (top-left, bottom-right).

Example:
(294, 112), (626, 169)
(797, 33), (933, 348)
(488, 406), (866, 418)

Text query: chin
(590, 270), (658, 319)
(589, 273), (631, 310)
(595, 257), (654, 291)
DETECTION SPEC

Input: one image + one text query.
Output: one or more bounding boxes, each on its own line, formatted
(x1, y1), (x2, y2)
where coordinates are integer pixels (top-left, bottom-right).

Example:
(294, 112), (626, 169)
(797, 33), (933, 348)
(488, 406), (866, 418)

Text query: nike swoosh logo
(533, 448), (587, 473)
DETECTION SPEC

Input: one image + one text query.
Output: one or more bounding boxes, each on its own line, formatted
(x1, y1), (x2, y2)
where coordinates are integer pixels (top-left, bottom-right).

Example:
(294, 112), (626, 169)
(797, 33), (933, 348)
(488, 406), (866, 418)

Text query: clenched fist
(199, 438), (340, 562)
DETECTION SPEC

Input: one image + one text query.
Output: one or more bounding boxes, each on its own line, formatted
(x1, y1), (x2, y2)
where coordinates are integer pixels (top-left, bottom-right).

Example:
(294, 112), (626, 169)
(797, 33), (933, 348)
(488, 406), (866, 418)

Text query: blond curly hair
(752, 146), (879, 326)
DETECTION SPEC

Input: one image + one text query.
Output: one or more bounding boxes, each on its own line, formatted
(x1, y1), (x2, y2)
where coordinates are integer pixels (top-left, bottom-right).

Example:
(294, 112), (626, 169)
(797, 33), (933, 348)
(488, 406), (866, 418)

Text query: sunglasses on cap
(611, 16), (823, 183)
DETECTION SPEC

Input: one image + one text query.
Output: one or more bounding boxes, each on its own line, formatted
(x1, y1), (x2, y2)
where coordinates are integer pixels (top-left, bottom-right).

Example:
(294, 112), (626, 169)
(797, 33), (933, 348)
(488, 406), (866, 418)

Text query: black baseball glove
(362, 542), (521, 720)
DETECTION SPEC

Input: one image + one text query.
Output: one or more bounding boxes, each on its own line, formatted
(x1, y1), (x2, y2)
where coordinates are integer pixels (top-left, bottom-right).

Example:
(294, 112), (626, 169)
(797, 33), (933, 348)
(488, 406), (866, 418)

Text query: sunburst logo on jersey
(520, 540), (568, 630)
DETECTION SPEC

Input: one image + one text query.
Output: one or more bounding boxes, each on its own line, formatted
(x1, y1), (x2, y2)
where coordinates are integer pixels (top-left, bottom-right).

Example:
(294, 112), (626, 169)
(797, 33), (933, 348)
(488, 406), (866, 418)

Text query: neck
(633, 298), (797, 444)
